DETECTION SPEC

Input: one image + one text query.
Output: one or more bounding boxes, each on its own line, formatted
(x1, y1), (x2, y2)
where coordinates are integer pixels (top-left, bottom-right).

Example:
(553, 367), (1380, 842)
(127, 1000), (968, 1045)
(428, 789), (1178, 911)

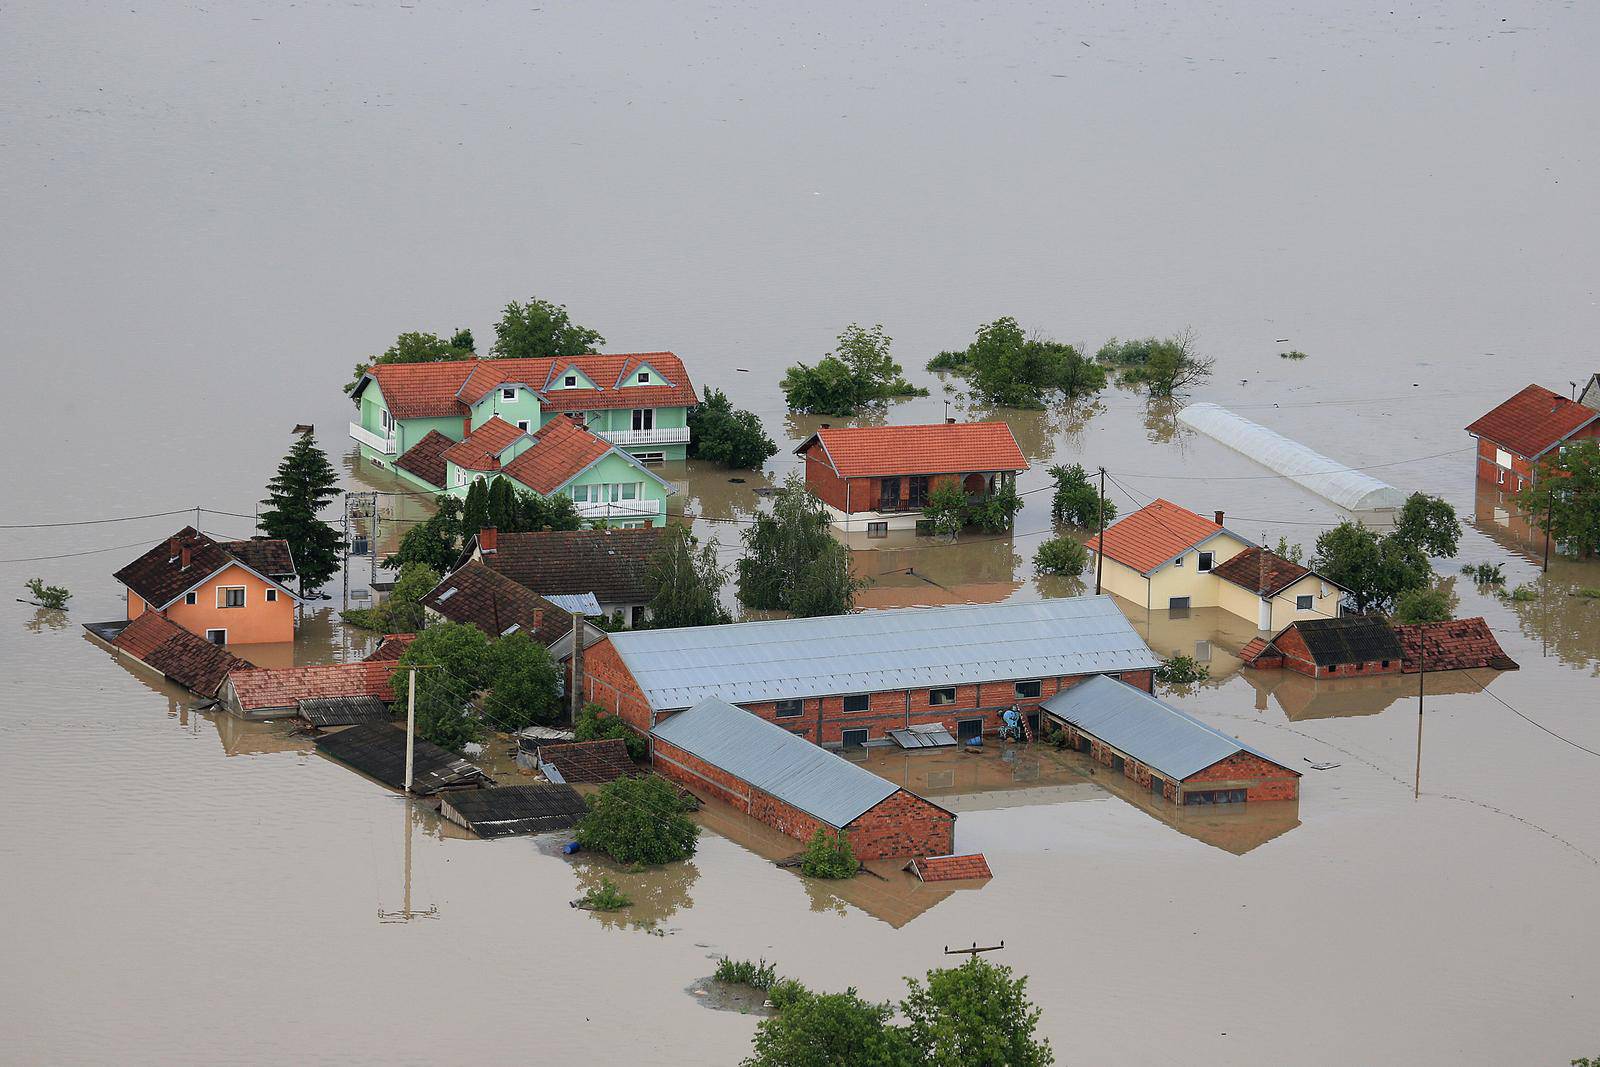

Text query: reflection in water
(24, 607), (69, 633)
(958, 397), (1107, 467)
(1141, 397), (1191, 446)
(378, 800), (439, 923)
(1502, 572), (1600, 675)
(570, 855), (699, 931)
(852, 535), (1023, 609)
(1237, 667), (1498, 721)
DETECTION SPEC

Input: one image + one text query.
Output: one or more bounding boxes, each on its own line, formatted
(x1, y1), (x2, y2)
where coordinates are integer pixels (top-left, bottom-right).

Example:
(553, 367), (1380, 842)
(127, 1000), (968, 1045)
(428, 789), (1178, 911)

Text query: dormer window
(637, 371), (650, 384)
(500, 387), (516, 402)
(564, 375), (576, 387)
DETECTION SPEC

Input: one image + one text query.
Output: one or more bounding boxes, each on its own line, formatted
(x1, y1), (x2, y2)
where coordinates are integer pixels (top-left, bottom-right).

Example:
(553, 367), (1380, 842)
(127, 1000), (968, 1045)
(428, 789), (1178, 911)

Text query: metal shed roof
(1041, 675), (1292, 782)
(651, 697), (904, 828)
(607, 596), (1160, 711)
(1177, 402), (1408, 512)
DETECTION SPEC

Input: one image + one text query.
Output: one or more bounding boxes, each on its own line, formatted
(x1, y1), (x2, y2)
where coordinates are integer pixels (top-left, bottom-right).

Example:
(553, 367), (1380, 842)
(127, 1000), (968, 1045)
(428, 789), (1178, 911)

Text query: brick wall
(845, 789), (955, 860)
(802, 443), (851, 512)
(1186, 751), (1300, 801)
(1270, 626), (1399, 679)
(581, 638), (656, 733)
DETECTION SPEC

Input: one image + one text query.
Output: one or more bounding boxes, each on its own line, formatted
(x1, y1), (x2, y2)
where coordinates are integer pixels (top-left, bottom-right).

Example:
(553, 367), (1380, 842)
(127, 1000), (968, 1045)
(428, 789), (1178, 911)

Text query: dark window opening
(1184, 788), (1247, 806)
(1198, 551), (1214, 572)
(205, 629), (226, 645)
(843, 694), (870, 713)
(774, 699), (803, 719)
(929, 687), (956, 706)
(1168, 596), (1191, 616)
(841, 728), (868, 748)
(867, 521), (887, 539)
(632, 408), (654, 431)
(907, 475), (930, 508)
(1015, 679), (1042, 699)
(880, 478), (901, 511)
(957, 718), (983, 742)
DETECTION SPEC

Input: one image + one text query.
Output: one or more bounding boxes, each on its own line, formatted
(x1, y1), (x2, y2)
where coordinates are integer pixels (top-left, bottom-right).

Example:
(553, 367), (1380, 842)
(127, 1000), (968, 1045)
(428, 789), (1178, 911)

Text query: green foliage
(1504, 584), (1539, 603)
(487, 631), (562, 730)
(1573, 1056), (1599, 1067)
(1272, 536), (1305, 565)
(259, 430), (343, 593)
(715, 957), (779, 989)
(1392, 585), (1454, 624)
(1312, 521), (1433, 615)
(964, 482), (1021, 533)
(346, 329), (474, 395)
(462, 478), (491, 541)
(574, 702), (649, 761)
(688, 387), (778, 470)
(900, 958), (1054, 1067)
(744, 989), (916, 1067)
(924, 349), (969, 373)
(1460, 562), (1505, 587)
(576, 877), (632, 912)
(24, 578), (71, 609)
(1097, 329), (1214, 397)
(800, 829), (858, 879)
(767, 978), (810, 1011)
(646, 524), (732, 629)
(1155, 654), (1210, 686)
(394, 621), (494, 751)
(1279, 349), (1309, 360)
(491, 296), (604, 359)
(921, 482), (968, 541)
(938, 317), (1105, 407)
(1392, 492), (1461, 558)
(386, 497), (464, 573)
(1578, 588), (1600, 599)
(1516, 440), (1600, 558)
(738, 473), (864, 616)
(1047, 464), (1112, 527)
(342, 561), (439, 633)
(1034, 536), (1088, 576)
(575, 773), (700, 865)
(781, 324), (925, 416)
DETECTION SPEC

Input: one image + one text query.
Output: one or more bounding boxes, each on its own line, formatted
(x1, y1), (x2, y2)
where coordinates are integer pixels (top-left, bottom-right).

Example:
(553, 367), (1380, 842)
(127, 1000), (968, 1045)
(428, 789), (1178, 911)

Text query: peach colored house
(114, 528), (300, 646)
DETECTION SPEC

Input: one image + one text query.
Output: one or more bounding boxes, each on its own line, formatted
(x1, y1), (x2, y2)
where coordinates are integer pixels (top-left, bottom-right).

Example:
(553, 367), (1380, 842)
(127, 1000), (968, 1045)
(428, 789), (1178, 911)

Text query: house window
(1168, 596), (1190, 612)
(841, 728), (868, 748)
(635, 452), (664, 465)
(632, 408), (654, 431)
(843, 693), (871, 713)
(517, 420), (530, 432)
(500, 388), (516, 402)
(205, 629), (226, 645)
(571, 484), (592, 503)
(620, 482), (638, 500)
(564, 375), (576, 387)
(630, 605), (647, 627)
(867, 521), (888, 539)
(266, 589), (278, 603)
(1015, 679), (1042, 699)
(774, 699), (803, 719)
(1173, 554), (1185, 566)
(637, 371), (650, 384)
(218, 586), (246, 609)
(907, 475), (930, 508)
(1296, 594), (1314, 610)
(929, 687), (956, 706)
(880, 478), (900, 510)
(184, 592), (197, 605)
(1381, 660), (1391, 669)
(1198, 551), (1214, 572)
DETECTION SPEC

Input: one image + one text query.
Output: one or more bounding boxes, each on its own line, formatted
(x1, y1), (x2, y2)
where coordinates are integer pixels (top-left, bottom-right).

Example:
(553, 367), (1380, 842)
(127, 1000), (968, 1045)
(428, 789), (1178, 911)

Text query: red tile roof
(226, 661), (397, 711)
(1211, 546), (1317, 596)
(1393, 617), (1519, 673)
(532, 353), (699, 412)
(364, 633), (417, 661)
(111, 612), (253, 697)
(798, 422), (1027, 479)
(394, 430), (455, 488)
(1088, 499), (1227, 574)
(219, 538), (296, 578)
(364, 352), (698, 419)
(501, 415), (615, 493)
(440, 416), (527, 471)
(420, 561), (570, 644)
(479, 527), (662, 603)
(114, 527), (296, 608)
(908, 853), (992, 882)
(536, 738), (639, 783)
(1237, 637), (1271, 664)
(368, 361), (478, 419)
(1465, 384), (1600, 459)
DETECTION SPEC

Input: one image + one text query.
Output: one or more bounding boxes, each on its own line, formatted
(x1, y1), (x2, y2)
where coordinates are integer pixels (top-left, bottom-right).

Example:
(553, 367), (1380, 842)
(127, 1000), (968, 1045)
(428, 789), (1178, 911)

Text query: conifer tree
(462, 478), (491, 539)
(259, 430), (342, 593)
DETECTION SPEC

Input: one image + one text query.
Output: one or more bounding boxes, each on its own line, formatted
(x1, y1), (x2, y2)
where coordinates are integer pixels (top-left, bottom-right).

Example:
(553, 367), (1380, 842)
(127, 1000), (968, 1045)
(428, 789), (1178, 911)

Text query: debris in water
(1305, 760), (1341, 771)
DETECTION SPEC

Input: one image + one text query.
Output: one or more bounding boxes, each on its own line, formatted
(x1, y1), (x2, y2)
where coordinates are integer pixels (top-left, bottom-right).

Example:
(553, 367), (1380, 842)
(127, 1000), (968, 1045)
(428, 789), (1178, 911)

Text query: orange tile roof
(226, 661), (397, 711)
(798, 422), (1028, 479)
(534, 352), (699, 412)
(1211, 546), (1314, 596)
(1465, 384), (1599, 459)
(909, 853), (992, 882)
(364, 633), (417, 661)
(1393, 617), (1519, 673)
(368, 361), (476, 419)
(111, 612), (253, 696)
(1088, 499), (1226, 574)
(366, 353), (698, 419)
(440, 416), (526, 471)
(501, 415), (615, 494)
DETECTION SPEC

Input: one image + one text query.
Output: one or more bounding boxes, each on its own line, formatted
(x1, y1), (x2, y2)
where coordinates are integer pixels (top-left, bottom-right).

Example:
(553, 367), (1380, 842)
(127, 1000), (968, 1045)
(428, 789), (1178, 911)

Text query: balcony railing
(349, 421), (398, 455)
(598, 426), (692, 447)
(573, 498), (662, 519)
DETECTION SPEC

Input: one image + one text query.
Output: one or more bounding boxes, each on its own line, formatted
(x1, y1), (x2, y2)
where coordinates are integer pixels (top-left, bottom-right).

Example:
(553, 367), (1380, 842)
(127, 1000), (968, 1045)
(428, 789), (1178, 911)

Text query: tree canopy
(485, 631), (563, 730)
(744, 990), (915, 1067)
(646, 523), (732, 628)
(738, 474), (864, 617)
(393, 622), (495, 751)
(900, 958), (1054, 1067)
(1048, 464), (1114, 528)
(932, 317), (1106, 408)
(688, 387), (778, 469)
(491, 296), (604, 359)
(343, 560), (439, 632)
(1312, 521), (1433, 615)
(1392, 492), (1462, 558)
(1393, 585), (1455, 624)
(345, 328), (474, 395)
(387, 497), (465, 573)
(575, 773), (699, 865)
(1516, 440), (1600, 558)
(782, 324), (926, 416)
(259, 430), (343, 593)
(1096, 330), (1214, 398)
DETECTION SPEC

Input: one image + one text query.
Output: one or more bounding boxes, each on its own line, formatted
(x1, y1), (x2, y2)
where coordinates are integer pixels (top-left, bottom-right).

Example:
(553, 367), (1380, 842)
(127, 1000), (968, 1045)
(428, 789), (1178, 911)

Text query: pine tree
(462, 478), (491, 539)
(487, 477), (518, 531)
(645, 524), (731, 628)
(259, 431), (342, 593)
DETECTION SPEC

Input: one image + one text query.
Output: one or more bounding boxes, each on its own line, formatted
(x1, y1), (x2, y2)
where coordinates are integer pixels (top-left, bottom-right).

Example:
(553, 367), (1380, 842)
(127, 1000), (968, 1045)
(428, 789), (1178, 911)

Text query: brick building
(795, 422), (1027, 533)
(1042, 675), (1299, 805)
(462, 526), (662, 627)
(113, 527), (300, 645)
(1243, 616), (1518, 678)
(650, 696), (955, 859)
(581, 596), (1160, 747)
(1466, 382), (1600, 493)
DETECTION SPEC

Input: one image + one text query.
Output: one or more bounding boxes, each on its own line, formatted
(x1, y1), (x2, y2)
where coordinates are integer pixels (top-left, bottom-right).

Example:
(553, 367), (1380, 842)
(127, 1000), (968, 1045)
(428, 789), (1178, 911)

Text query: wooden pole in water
(1094, 467), (1107, 595)
(404, 667), (416, 794)
(1414, 641), (1424, 799)
(1543, 496), (1553, 572)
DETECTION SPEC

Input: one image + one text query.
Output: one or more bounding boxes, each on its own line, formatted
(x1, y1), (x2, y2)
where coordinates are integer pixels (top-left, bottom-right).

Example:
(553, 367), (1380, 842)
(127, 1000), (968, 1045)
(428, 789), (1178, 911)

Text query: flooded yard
(4, 1), (1599, 1063)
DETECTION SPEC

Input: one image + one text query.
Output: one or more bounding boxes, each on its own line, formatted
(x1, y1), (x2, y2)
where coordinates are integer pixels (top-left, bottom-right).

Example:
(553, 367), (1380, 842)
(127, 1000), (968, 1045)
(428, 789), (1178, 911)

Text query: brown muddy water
(4, 2), (1599, 1064)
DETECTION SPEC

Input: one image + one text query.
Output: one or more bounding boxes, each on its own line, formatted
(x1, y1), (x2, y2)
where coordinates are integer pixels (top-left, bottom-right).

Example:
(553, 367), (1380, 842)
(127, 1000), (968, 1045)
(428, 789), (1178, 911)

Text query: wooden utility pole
(569, 610), (585, 723)
(1094, 467), (1107, 595)
(404, 667), (416, 794)
(341, 493), (351, 611)
(1414, 641), (1425, 799)
(944, 941), (1005, 959)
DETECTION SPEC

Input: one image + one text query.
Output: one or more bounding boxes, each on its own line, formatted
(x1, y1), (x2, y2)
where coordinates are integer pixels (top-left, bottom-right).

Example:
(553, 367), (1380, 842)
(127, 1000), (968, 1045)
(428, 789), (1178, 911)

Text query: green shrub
(576, 877), (632, 912)
(1034, 536), (1088, 576)
(715, 957), (779, 990)
(766, 977), (810, 1011)
(1578, 588), (1600, 599)
(575, 774), (699, 865)
(800, 829), (858, 879)
(924, 349), (969, 372)
(1047, 464), (1113, 528)
(1392, 585), (1454, 624)
(1155, 654), (1210, 686)
(24, 578), (71, 610)
(1504, 584), (1539, 603)
(1279, 350), (1309, 360)
(574, 702), (648, 761)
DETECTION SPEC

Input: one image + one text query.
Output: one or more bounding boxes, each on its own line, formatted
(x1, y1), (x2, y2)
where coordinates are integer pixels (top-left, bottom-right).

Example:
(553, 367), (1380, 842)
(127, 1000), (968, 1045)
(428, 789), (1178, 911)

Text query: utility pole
(943, 941), (1005, 959)
(1094, 467), (1107, 596)
(569, 609), (585, 724)
(341, 493), (351, 611)
(1542, 496), (1553, 572)
(404, 667), (416, 794)
(370, 498), (380, 591)
(1414, 640), (1425, 799)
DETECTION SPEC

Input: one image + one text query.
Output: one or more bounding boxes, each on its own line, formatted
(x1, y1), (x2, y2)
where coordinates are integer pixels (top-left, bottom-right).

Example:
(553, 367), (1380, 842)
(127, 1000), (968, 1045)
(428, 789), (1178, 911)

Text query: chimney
(168, 536), (180, 558)
(480, 527), (498, 554)
(180, 545), (192, 570)
(533, 607), (544, 632)
(946, 416), (956, 424)
(1214, 511), (1225, 526)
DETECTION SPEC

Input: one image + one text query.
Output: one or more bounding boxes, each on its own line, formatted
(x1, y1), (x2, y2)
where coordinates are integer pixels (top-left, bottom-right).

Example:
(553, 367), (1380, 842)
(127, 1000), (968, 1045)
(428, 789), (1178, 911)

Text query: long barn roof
(605, 596), (1159, 711)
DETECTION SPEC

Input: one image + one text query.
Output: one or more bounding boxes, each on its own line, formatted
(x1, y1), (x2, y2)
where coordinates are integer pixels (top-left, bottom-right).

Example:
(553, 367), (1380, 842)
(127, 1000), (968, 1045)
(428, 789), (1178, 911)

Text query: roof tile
(1393, 617), (1519, 672)
(440, 416), (527, 471)
(226, 661), (397, 711)
(421, 561), (571, 643)
(114, 527), (295, 608)
(1212, 546), (1316, 596)
(478, 527), (662, 603)
(536, 738), (639, 784)
(1087, 500), (1227, 575)
(394, 430), (456, 488)
(799, 422), (1027, 479)
(909, 853), (993, 882)
(111, 612), (253, 697)
(1466, 384), (1599, 459)
(500, 416), (615, 493)
(366, 352), (698, 419)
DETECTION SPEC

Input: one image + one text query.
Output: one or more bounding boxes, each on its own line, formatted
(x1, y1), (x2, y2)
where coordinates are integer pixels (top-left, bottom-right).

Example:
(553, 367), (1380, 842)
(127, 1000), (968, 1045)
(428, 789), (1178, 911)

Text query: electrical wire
(0, 507), (196, 530)
(1465, 671), (1600, 759)
(0, 538), (169, 564)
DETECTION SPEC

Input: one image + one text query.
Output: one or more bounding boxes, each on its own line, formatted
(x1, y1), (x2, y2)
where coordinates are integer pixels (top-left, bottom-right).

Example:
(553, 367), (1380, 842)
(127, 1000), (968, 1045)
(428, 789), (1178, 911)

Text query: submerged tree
(1312, 521), (1432, 615)
(393, 622), (494, 751)
(345, 328), (475, 395)
(939, 316), (1105, 408)
(23, 578), (71, 610)
(1048, 463), (1113, 528)
(1392, 584), (1455, 624)
(781, 324), (926, 416)
(259, 430), (343, 593)
(745, 990), (915, 1067)
(575, 774), (699, 865)
(688, 387), (778, 470)
(1391, 492), (1462, 559)
(1516, 440), (1600, 558)
(1097, 329), (1214, 398)
(738, 473), (864, 616)
(900, 958), (1055, 1067)
(486, 631), (563, 730)
(386, 496), (464, 573)
(646, 523), (732, 629)
(491, 296), (605, 359)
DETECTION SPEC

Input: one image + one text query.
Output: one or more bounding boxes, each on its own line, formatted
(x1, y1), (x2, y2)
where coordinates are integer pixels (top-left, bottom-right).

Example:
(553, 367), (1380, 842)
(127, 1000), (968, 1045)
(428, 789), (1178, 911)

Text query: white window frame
(636, 371), (650, 384)
(1173, 554), (1185, 567)
(632, 408), (654, 431)
(516, 420), (530, 432)
(571, 484), (592, 503)
(217, 585), (247, 609)
(1198, 551), (1214, 572)
(634, 451), (664, 465)
(564, 375), (577, 387)
(184, 591), (197, 605)
(500, 387), (517, 402)
(1014, 679), (1042, 700)
(1296, 594), (1314, 610)
(266, 588), (278, 603)
(205, 628), (227, 645)
(620, 482), (638, 501)
(929, 687), (956, 706)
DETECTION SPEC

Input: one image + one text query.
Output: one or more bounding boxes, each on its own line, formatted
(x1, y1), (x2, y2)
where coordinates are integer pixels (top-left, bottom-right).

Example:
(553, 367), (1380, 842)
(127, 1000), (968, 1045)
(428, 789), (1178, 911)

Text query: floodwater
(4, 2), (1599, 1063)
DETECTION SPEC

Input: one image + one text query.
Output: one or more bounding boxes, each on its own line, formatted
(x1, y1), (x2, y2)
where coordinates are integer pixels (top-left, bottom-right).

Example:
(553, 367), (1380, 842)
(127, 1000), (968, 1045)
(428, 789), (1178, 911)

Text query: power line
(0, 507), (194, 530)
(1112, 446), (1473, 481)
(1465, 671), (1600, 759)
(0, 537), (168, 564)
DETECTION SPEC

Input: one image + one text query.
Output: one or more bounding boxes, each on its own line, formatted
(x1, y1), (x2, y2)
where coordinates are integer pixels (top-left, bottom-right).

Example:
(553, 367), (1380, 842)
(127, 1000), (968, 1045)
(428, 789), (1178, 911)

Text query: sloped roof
(314, 722), (490, 795)
(364, 633), (416, 661)
(797, 422), (1028, 479)
(479, 527), (662, 603)
(1393, 617), (1519, 672)
(651, 696), (904, 828)
(532, 352), (699, 411)
(604, 596), (1160, 712)
(1042, 675), (1294, 781)
(363, 352), (698, 419)
(1465, 384), (1600, 459)
(536, 738), (638, 784)
(1089, 500), (1232, 575)
(219, 538), (296, 578)
(394, 430), (455, 488)
(297, 696), (390, 727)
(440, 416), (526, 471)
(226, 661), (397, 711)
(1275, 617), (1404, 667)
(500, 415), (616, 494)
(367, 361), (479, 419)
(908, 853), (992, 882)
(421, 561), (570, 644)
(439, 784), (587, 837)
(110, 611), (252, 697)
(114, 527), (298, 609)
(1212, 546), (1318, 596)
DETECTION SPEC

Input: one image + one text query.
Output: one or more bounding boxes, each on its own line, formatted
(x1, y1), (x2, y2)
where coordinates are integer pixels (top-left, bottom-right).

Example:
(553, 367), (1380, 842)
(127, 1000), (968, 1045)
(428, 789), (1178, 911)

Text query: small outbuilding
(313, 722), (490, 795)
(651, 696), (956, 860)
(1242, 617), (1405, 679)
(1042, 675), (1299, 804)
(439, 785), (587, 838)
(536, 738), (638, 784)
(219, 661), (397, 720)
(89, 612), (253, 698)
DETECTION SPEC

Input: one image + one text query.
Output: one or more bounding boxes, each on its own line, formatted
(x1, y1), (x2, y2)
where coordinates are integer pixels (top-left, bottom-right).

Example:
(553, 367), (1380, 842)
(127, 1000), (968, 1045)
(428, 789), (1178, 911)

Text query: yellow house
(1086, 499), (1346, 629)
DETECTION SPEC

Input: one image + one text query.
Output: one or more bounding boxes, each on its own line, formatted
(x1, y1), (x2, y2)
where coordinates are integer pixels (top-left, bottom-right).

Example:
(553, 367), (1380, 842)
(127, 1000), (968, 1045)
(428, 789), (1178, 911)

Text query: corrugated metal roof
(651, 697), (902, 828)
(1041, 675), (1291, 782)
(607, 596), (1160, 711)
(545, 593), (602, 616)
(889, 726), (956, 748)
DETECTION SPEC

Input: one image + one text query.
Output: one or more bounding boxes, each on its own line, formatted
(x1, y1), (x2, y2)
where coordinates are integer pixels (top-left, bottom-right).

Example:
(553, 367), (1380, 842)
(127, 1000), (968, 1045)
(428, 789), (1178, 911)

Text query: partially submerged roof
(314, 722), (490, 795)
(500, 415), (619, 494)
(536, 738), (638, 784)
(439, 784), (587, 838)
(907, 853), (992, 882)
(606, 596), (1160, 711)
(394, 429), (455, 488)
(421, 561), (570, 643)
(478, 527), (662, 604)
(889, 724), (956, 749)
(651, 697), (905, 829)
(226, 661), (396, 711)
(114, 527), (301, 609)
(796, 422), (1028, 478)
(440, 416), (526, 471)
(1211, 545), (1333, 596)
(1042, 675), (1294, 782)
(364, 633), (416, 661)
(1275, 617), (1405, 667)
(298, 695), (390, 727)
(1178, 402), (1409, 511)
(1089, 500), (1234, 575)
(1393, 617), (1519, 673)
(1466, 384), (1600, 459)
(107, 612), (252, 697)
(360, 352), (698, 420)
(219, 537), (297, 578)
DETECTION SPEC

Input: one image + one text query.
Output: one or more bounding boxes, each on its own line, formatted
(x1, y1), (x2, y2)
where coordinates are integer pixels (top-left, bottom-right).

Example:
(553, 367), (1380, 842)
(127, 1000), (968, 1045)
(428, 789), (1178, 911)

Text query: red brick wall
(581, 638), (656, 733)
(1271, 626), (1399, 679)
(1186, 751), (1300, 801)
(1475, 426), (1600, 490)
(845, 789), (955, 860)
(802, 443), (851, 512)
